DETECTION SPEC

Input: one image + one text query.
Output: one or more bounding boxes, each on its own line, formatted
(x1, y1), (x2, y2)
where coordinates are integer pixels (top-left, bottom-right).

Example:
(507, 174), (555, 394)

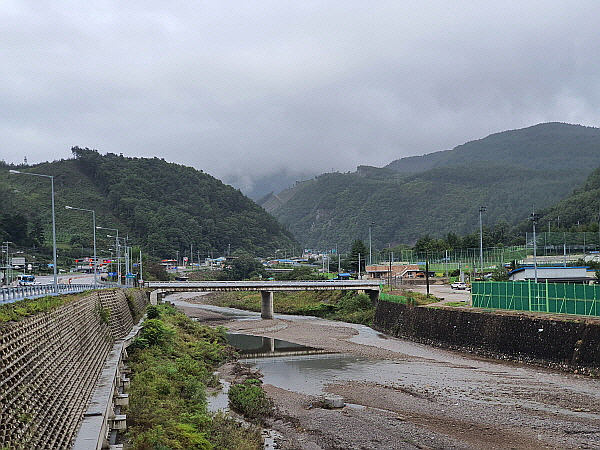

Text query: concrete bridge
(145, 280), (381, 319)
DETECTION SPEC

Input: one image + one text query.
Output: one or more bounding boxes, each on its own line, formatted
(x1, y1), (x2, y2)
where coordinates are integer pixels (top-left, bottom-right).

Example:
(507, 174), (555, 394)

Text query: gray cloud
(2, 1), (600, 192)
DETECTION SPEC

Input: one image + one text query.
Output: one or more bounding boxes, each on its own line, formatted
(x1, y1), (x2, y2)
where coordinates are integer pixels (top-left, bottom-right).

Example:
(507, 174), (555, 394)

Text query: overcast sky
(3, 1), (600, 192)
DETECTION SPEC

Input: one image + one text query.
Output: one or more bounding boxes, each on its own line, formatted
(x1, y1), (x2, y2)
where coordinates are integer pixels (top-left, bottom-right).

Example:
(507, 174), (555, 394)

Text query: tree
(275, 266), (324, 280)
(224, 256), (267, 280)
(344, 240), (368, 273)
(490, 265), (510, 281)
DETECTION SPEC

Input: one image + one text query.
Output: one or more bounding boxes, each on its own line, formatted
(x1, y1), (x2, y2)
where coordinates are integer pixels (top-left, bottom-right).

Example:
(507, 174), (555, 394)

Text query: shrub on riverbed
(228, 379), (273, 422)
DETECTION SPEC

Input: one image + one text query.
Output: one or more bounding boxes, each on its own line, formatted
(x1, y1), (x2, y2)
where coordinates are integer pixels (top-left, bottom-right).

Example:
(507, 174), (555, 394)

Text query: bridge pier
(149, 289), (163, 305)
(261, 291), (274, 319)
(366, 289), (380, 304)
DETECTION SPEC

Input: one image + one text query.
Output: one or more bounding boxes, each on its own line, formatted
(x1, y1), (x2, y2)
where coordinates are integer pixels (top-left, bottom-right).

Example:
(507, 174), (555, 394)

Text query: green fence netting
(471, 281), (600, 317)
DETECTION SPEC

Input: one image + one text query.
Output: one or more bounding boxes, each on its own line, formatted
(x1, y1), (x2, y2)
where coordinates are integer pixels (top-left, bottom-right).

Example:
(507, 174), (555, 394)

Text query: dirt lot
(174, 293), (600, 450)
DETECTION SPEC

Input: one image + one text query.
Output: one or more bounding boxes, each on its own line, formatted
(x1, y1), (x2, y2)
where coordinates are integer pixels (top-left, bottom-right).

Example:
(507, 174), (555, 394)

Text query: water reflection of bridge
(145, 280), (381, 319)
(227, 333), (335, 358)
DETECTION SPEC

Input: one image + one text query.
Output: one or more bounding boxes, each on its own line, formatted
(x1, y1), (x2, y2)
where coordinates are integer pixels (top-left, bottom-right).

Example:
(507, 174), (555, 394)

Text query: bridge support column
(366, 289), (380, 305)
(149, 290), (163, 306)
(261, 291), (274, 319)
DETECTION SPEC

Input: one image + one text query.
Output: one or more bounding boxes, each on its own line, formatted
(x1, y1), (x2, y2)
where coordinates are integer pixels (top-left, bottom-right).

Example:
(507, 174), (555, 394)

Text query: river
(170, 293), (600, 450)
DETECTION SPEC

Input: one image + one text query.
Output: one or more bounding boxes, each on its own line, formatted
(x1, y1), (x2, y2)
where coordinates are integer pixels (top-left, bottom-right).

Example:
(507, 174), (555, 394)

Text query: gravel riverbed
(172, 293), (600, 450)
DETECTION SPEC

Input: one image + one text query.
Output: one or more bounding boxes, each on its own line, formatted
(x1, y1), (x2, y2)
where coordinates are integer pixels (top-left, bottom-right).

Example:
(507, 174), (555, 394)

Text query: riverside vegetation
(126, 303), (267, 450)
(196, 288), (437, 326)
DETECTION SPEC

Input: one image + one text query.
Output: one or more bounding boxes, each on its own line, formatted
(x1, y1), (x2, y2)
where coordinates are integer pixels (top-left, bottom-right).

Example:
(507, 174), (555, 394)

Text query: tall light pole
(530, 212), (540, 283)
(478, 206), (487, 275)
(66, 206), (97, 287)
(9, 170), (58, 293)
(98, 227), (120, 285)
(369, 222), (374, 266)
(2, 241), (12, 287)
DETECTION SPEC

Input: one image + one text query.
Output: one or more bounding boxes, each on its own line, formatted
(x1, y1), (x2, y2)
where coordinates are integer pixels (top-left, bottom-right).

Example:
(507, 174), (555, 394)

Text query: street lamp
(9, 170), (58, 293)
(530, 212), (540, 283)
(478, 206), (486, 275)
(65, 206), (97, 287)
(98, 227), (120, 285)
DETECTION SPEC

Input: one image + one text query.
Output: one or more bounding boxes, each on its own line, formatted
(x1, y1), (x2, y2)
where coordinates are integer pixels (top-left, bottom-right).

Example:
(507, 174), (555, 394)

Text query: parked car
(451, 281), (469, 290)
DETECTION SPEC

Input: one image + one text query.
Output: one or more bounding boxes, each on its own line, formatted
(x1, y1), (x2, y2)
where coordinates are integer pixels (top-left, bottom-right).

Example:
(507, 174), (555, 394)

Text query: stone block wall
(0, 288), (147, 449)
(374, 301), (600, 371)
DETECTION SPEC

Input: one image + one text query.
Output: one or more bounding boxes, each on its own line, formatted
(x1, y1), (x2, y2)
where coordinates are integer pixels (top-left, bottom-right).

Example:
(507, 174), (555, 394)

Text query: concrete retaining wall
(0, 288), (147, 449)
(374, 301), (600, 372)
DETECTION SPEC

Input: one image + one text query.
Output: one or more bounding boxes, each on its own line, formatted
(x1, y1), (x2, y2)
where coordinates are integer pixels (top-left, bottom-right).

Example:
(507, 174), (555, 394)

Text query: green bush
(228, 379), (273, 421)
(132, 318), (175, 349)
(337, 292), (372, 313)
(299, 302), (338, 317)
(146, 305), (160, 319)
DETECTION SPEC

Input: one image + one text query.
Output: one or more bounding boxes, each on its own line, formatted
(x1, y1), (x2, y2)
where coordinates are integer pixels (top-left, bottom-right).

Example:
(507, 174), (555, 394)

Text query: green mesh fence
(471, 281), (600, 317)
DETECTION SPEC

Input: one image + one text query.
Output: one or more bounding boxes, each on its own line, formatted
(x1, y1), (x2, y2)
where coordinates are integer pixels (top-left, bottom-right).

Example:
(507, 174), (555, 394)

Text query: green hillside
(263, 123), (600, 250)
(541, 165), (600, 229)
(0, 148), (297, 265)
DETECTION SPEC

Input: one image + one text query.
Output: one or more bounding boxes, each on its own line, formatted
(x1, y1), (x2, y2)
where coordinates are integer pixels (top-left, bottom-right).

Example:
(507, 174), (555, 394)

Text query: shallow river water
(171, 297), (600, 416)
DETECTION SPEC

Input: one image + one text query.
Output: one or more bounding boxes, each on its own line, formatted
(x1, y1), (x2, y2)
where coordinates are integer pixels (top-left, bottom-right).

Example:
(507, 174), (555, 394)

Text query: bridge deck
(145, 280), (381, 292)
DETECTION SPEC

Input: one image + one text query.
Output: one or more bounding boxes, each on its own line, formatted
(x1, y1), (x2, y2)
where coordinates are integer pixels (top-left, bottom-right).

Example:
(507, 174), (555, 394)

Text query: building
(366, 263), (434, 280)
(508, 266), (594, 283)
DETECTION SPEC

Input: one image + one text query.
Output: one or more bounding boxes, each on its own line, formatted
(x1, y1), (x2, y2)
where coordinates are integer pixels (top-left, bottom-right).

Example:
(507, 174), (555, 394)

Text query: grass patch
(382, 289), (441, 306)
(126, 303), (262, 449)
(0, 292), (84, 323)
(443, 301), (469, 307)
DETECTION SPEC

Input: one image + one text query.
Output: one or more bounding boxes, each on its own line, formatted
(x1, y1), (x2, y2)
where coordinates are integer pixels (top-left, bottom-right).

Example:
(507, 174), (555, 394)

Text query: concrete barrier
(0, 289), (147, 449)
(374, 300), (600, 373)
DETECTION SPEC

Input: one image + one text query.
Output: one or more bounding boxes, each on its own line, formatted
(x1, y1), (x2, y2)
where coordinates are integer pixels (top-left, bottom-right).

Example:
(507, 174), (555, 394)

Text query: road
(400, 283), (472, 304)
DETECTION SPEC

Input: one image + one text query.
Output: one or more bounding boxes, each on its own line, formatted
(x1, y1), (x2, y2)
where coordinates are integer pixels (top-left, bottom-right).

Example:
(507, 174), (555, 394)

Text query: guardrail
(0, 284), (105, 304)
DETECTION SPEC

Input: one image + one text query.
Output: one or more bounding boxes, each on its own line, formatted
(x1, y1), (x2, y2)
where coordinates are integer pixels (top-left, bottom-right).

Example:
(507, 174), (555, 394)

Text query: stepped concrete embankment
(374, 300), (600, 374)
(0, 288), (147, 449)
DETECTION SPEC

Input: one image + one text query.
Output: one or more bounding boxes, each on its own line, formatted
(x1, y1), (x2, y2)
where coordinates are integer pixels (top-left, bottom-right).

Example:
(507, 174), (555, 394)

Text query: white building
(508, 266), (594, 283)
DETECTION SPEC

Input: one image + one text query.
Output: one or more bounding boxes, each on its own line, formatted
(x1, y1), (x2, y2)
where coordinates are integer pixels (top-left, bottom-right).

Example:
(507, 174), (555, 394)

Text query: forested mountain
(260, 123), (600, 250)
(0, 148), (297, 263)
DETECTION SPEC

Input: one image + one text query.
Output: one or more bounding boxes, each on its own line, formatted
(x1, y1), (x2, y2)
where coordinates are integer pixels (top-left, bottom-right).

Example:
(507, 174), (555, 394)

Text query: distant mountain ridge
(261, 122), (600, 250)
(386, 122), (600, 173)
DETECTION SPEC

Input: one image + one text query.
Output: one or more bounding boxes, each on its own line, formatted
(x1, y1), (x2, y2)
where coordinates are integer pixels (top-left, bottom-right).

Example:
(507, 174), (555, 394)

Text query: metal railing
(145, 279), (381, 291)
(0, 283), (103, 304)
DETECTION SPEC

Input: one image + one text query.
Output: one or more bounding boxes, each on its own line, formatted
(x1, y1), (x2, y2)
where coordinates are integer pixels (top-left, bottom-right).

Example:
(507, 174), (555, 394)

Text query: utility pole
(479, 206), (486, 276)
(388, 248), (392, 288)
(369, 222), (374, 266)
(139, 250), (143, 285)
(425, 253), (430, 296)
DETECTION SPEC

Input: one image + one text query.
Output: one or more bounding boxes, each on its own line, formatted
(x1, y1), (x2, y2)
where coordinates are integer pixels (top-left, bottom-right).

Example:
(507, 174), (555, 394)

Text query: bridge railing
(0, 283), (110, 304)
(145, 280), (381, 290)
